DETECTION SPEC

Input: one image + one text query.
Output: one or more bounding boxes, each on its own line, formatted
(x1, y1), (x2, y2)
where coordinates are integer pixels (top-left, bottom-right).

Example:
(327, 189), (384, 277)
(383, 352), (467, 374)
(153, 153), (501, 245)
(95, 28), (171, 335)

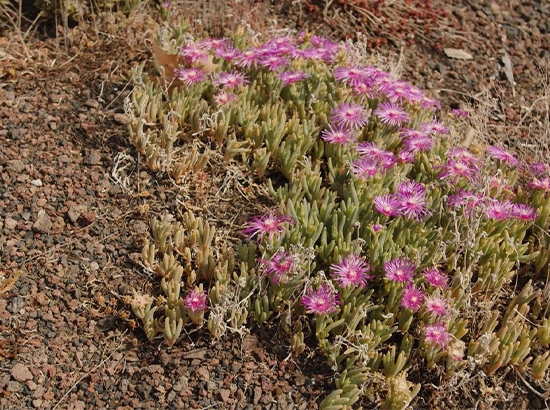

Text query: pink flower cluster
(374, 180), (430, 221)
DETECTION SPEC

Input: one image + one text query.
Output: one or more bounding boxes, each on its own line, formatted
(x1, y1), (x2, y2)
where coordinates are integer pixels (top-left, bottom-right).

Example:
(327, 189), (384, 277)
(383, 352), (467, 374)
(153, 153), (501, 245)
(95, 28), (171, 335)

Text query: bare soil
(0, 1), (548, 409)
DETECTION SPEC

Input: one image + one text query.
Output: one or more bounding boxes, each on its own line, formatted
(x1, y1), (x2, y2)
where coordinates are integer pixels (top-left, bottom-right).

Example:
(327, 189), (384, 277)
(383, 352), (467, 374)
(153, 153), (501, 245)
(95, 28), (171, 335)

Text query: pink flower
(173, 67), (207, 87)
(333, 66), (369, 87)
(243, 212), (295, 243)
(374, 102), (411, 127)
(447, 190), (485, 216)
(438, 160), (477, 184)
(423, 268), (448, 289)
(510, 204), (537, 221)
(215, 46), (240, 61)
(486, 200), (514, 220)
(487, 146), (519, 167)
(450, 109), (469, 117)
(183, 289), (208, 313)
(528, 177), (550, 191)
(179, 42), (208, 64)
(331, 102), (369, 130)
(424, 295), (449, 317)
(278, 71), (309, 86)
(529, 162), (548, 176)
(401, 130), (435, 153)
(447, 148), (480, 166)
(259, 251), (293, 285)
(401, 285), (424, 312)
(395, 181), (430, 221)
(330, 254), (373, 288)
(356, 142), (395, 165)
(213, 71), (248, 88)
(214, 91), (238, 105)
(423, 323), (451, 349)
(374, 194), (401, 217)
(419, 120), (449, 136)
(351, 157), (380, 179)
(301, 283), (340, 315)
(321, 124), (356, 145)
(384, 257), (416, 283)
(258, 55), (288, 71)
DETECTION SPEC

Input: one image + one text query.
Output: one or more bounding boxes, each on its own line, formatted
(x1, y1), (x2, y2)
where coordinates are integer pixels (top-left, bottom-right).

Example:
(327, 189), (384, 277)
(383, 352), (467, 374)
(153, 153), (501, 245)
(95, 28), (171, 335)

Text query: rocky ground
(0, 0), (548, 409)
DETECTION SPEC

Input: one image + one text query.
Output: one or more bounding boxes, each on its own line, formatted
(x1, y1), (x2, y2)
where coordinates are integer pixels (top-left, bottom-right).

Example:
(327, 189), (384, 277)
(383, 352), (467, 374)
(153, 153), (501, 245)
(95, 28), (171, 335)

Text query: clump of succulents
(125, 23), (550, 409)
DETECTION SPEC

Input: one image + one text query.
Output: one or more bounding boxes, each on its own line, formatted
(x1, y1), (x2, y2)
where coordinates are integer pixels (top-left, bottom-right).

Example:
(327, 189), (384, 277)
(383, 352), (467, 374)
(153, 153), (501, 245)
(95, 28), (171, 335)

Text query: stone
(83, 149), (102, 166)
(11, 363), (33, 382)
(32, 215), (53, 233)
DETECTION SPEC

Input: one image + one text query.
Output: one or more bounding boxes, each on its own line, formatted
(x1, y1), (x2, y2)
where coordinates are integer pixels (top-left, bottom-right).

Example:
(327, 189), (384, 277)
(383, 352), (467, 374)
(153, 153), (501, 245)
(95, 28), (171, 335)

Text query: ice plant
(331, 102), (369, 129)
(130, 30), (550, 409)
(330, 254), (372, 288)
(301, 283), (340, 315)
(184, 287), (208, 325)
(487, 145), (519, 167)
(423, 268), (448, 289)
(384, 257), (416, 283)
(374, 102), (411, 126)
(423, 323), (451, 349)
(278, 70), (309, 86)
(424, 295), (450, 317)
(243, 212), (295, 243)
(401, 285), (424, 312)
(173, 66), (207, 87)
(321, 124), (356, 145)
(259, 250), (293, 285)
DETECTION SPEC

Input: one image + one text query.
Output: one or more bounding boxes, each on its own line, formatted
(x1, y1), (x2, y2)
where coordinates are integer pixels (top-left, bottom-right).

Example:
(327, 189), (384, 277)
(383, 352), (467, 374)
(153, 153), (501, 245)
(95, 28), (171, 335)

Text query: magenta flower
(447, 190), (485, 216)
(173, 67), (207, 87)
(423, 268), (448, 289)
(235, 49), (260, 68)
(510, 204), (537, 221)
(259, 251), (293, 285)
(330, 254), (373, 288)
(419, 120), (449, 136)
(384, 257), (416, 283)
(486, 200), (514, 220)
(401, 285), (424, 312)
(356, 142), (396, 165)
(374, 194), (401, 217)
(333, 66), (368, 86)
(243, 212), (295, 243)
(374, 102), (411, 127)
(301, 283), (340, 315)
(215, 46), (240, 61)
(528, 177), (550, 191)
(487, 146), (519, 167)
(321, 124), (356, 145)
(351, 157), (379, 180)
(258, 55), (288, 71)
(214, 91), (238, 105)
(213, 71), (248, 88)
(529, 162), (548, 176)
(397, 149), (416, 164)
(448, 148), (479, 165)
(423, 323), (451, 349)
(183, 289), (208, 313)
(278, 71), (309, 86)
(450, 109), (469, 117)
(438, 160), (477, 184)
(179, 42), (208, 64)
(331, 102), (369, 130)
(420, 96), (442, 110)
(395, 181), (430, 221)
(424, 295), (449, 317)
(404, 135), (434, 153)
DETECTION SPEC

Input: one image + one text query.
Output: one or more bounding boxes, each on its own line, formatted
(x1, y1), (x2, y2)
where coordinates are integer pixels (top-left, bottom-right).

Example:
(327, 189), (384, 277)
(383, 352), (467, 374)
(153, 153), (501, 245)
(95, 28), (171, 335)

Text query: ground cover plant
(122, 19), (550, 408)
